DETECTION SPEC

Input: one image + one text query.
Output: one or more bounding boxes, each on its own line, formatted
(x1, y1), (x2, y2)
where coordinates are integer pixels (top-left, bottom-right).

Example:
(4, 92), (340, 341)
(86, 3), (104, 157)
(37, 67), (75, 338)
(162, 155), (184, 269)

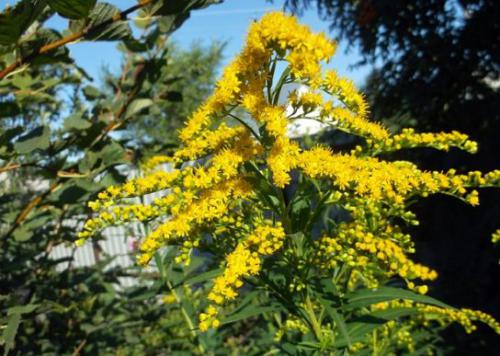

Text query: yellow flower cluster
(377, 320), (415, 353)
(199, 221), (285, 331)
(366, 128), (478, 154)
(315, 222), (437, 288)
(322, 70), (369, 118)
(90, 169), (181, 210)
(373, 300), (500, 335)
(137, 178), (254, 266)
(162, 293), (177, 304)
(77, 204), (159, 243)
(274, 317), (309, 341)
(175, 124), (247, 161)
(78, 129), (261, 251)
(321, 104), (388, 140)
(177, 12), (334, 144)
(288, 90), (324, 113)
(297, 146), (494, 205)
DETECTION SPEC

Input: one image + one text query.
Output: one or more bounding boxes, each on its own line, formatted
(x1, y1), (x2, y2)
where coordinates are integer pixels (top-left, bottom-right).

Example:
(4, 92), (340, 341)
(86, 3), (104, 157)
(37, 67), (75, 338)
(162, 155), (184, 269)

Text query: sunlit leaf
(48, 0), (96, 19)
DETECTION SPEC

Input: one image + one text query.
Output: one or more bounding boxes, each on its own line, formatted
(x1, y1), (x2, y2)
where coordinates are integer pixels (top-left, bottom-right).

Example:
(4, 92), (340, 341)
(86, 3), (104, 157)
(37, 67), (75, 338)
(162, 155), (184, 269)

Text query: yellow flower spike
(203, 221), (285, 325)
(366, 128), (480, 155)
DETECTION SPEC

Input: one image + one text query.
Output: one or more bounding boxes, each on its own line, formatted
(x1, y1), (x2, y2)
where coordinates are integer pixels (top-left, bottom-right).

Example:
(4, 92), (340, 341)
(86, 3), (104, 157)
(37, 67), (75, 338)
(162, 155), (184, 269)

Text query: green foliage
(0, 0), (224, 354)
(48, 0), (97, 20)
(0, 0), (48, 46)
(70, 2), (133, 41)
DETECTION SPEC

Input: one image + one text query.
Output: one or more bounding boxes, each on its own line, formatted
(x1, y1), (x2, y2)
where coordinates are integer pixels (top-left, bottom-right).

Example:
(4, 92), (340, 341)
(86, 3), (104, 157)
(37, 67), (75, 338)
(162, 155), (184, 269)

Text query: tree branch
(0, 54), (148, 241)
(0, 0), (153, 80)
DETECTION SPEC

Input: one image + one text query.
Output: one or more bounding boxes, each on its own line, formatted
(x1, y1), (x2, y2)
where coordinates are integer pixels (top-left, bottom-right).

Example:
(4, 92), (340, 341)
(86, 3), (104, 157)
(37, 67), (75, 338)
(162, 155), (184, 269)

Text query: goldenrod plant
(78, 12), (500, 354)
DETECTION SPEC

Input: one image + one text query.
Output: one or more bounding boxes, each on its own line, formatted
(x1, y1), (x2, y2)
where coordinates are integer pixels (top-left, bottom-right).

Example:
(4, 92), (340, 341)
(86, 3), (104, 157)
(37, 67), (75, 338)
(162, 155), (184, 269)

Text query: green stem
(272, 66), (291, 106)
(145, 217), (204, 353)
(278, 188), (291, 233)
(372, 330), (378, 356)
(267, 57), (277, 103)
(226, 112), (261, 142)
(303, 191), (330, 235)
(165, 279), (206, 354)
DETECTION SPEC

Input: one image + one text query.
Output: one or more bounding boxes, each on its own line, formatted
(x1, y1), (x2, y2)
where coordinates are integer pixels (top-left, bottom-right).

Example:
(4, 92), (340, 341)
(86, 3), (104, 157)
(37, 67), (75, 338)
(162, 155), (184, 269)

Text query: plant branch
(1, 181), (60, 243)
(0, 61), (145, 241)
(0, 0), (153, 80)
(0, 163), (21, 174)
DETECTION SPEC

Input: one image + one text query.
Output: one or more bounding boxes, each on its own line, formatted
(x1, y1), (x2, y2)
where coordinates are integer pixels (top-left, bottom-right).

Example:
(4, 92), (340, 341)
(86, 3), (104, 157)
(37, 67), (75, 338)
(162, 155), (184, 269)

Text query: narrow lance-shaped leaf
(344, 286), (452, 311)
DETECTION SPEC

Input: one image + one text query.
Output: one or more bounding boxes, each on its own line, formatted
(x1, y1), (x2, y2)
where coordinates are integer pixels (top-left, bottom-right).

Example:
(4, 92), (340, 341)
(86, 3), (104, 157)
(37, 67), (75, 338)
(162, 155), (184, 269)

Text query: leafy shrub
(0, 1), (223, 354)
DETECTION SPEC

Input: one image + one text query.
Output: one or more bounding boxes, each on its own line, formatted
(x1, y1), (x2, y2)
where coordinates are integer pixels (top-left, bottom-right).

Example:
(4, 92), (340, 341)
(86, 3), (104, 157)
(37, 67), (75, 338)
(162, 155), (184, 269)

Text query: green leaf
(223, 305), (280, 324)
(295, 342), (323, 351)
(146, 0), (221, 34)
(100, 141), (125, 166)
(12, 227), (34, 242)
(78, 150), (98, 173)
(0, 127), (23, 151)
(82, 85), (102, 100)
(179, 268), (222, 287)
(149, 0), (221, 16)
(333, 308), (420, 348)
(14, 125), (50, 154)
(0, 102), (21, 119)
(48, 0), (96, 19)
(0, 0), (47, 45)
(333, 318), (384, 347)
(157, 13), (190, 34)
(125, 98), (153, 119)
(289, 196), (311, 231)
(11, 75), (33, 90)
(54, 184), (90, 204)
(324, 304), (351, 347)
(344, 286), (452, 311)
(71, 3), (132, 41)
(7, 304), (39, 315)
(63, 113), (92, 130)
(123, 38), (148, 53)
(1, 313), (21, 356)
(370, 307), (420, 320)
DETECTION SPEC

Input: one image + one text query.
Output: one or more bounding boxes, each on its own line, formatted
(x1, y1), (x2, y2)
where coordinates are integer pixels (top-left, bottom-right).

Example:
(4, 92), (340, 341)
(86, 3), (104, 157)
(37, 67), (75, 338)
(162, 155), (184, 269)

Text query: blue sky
(0, 0), (370, 85)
